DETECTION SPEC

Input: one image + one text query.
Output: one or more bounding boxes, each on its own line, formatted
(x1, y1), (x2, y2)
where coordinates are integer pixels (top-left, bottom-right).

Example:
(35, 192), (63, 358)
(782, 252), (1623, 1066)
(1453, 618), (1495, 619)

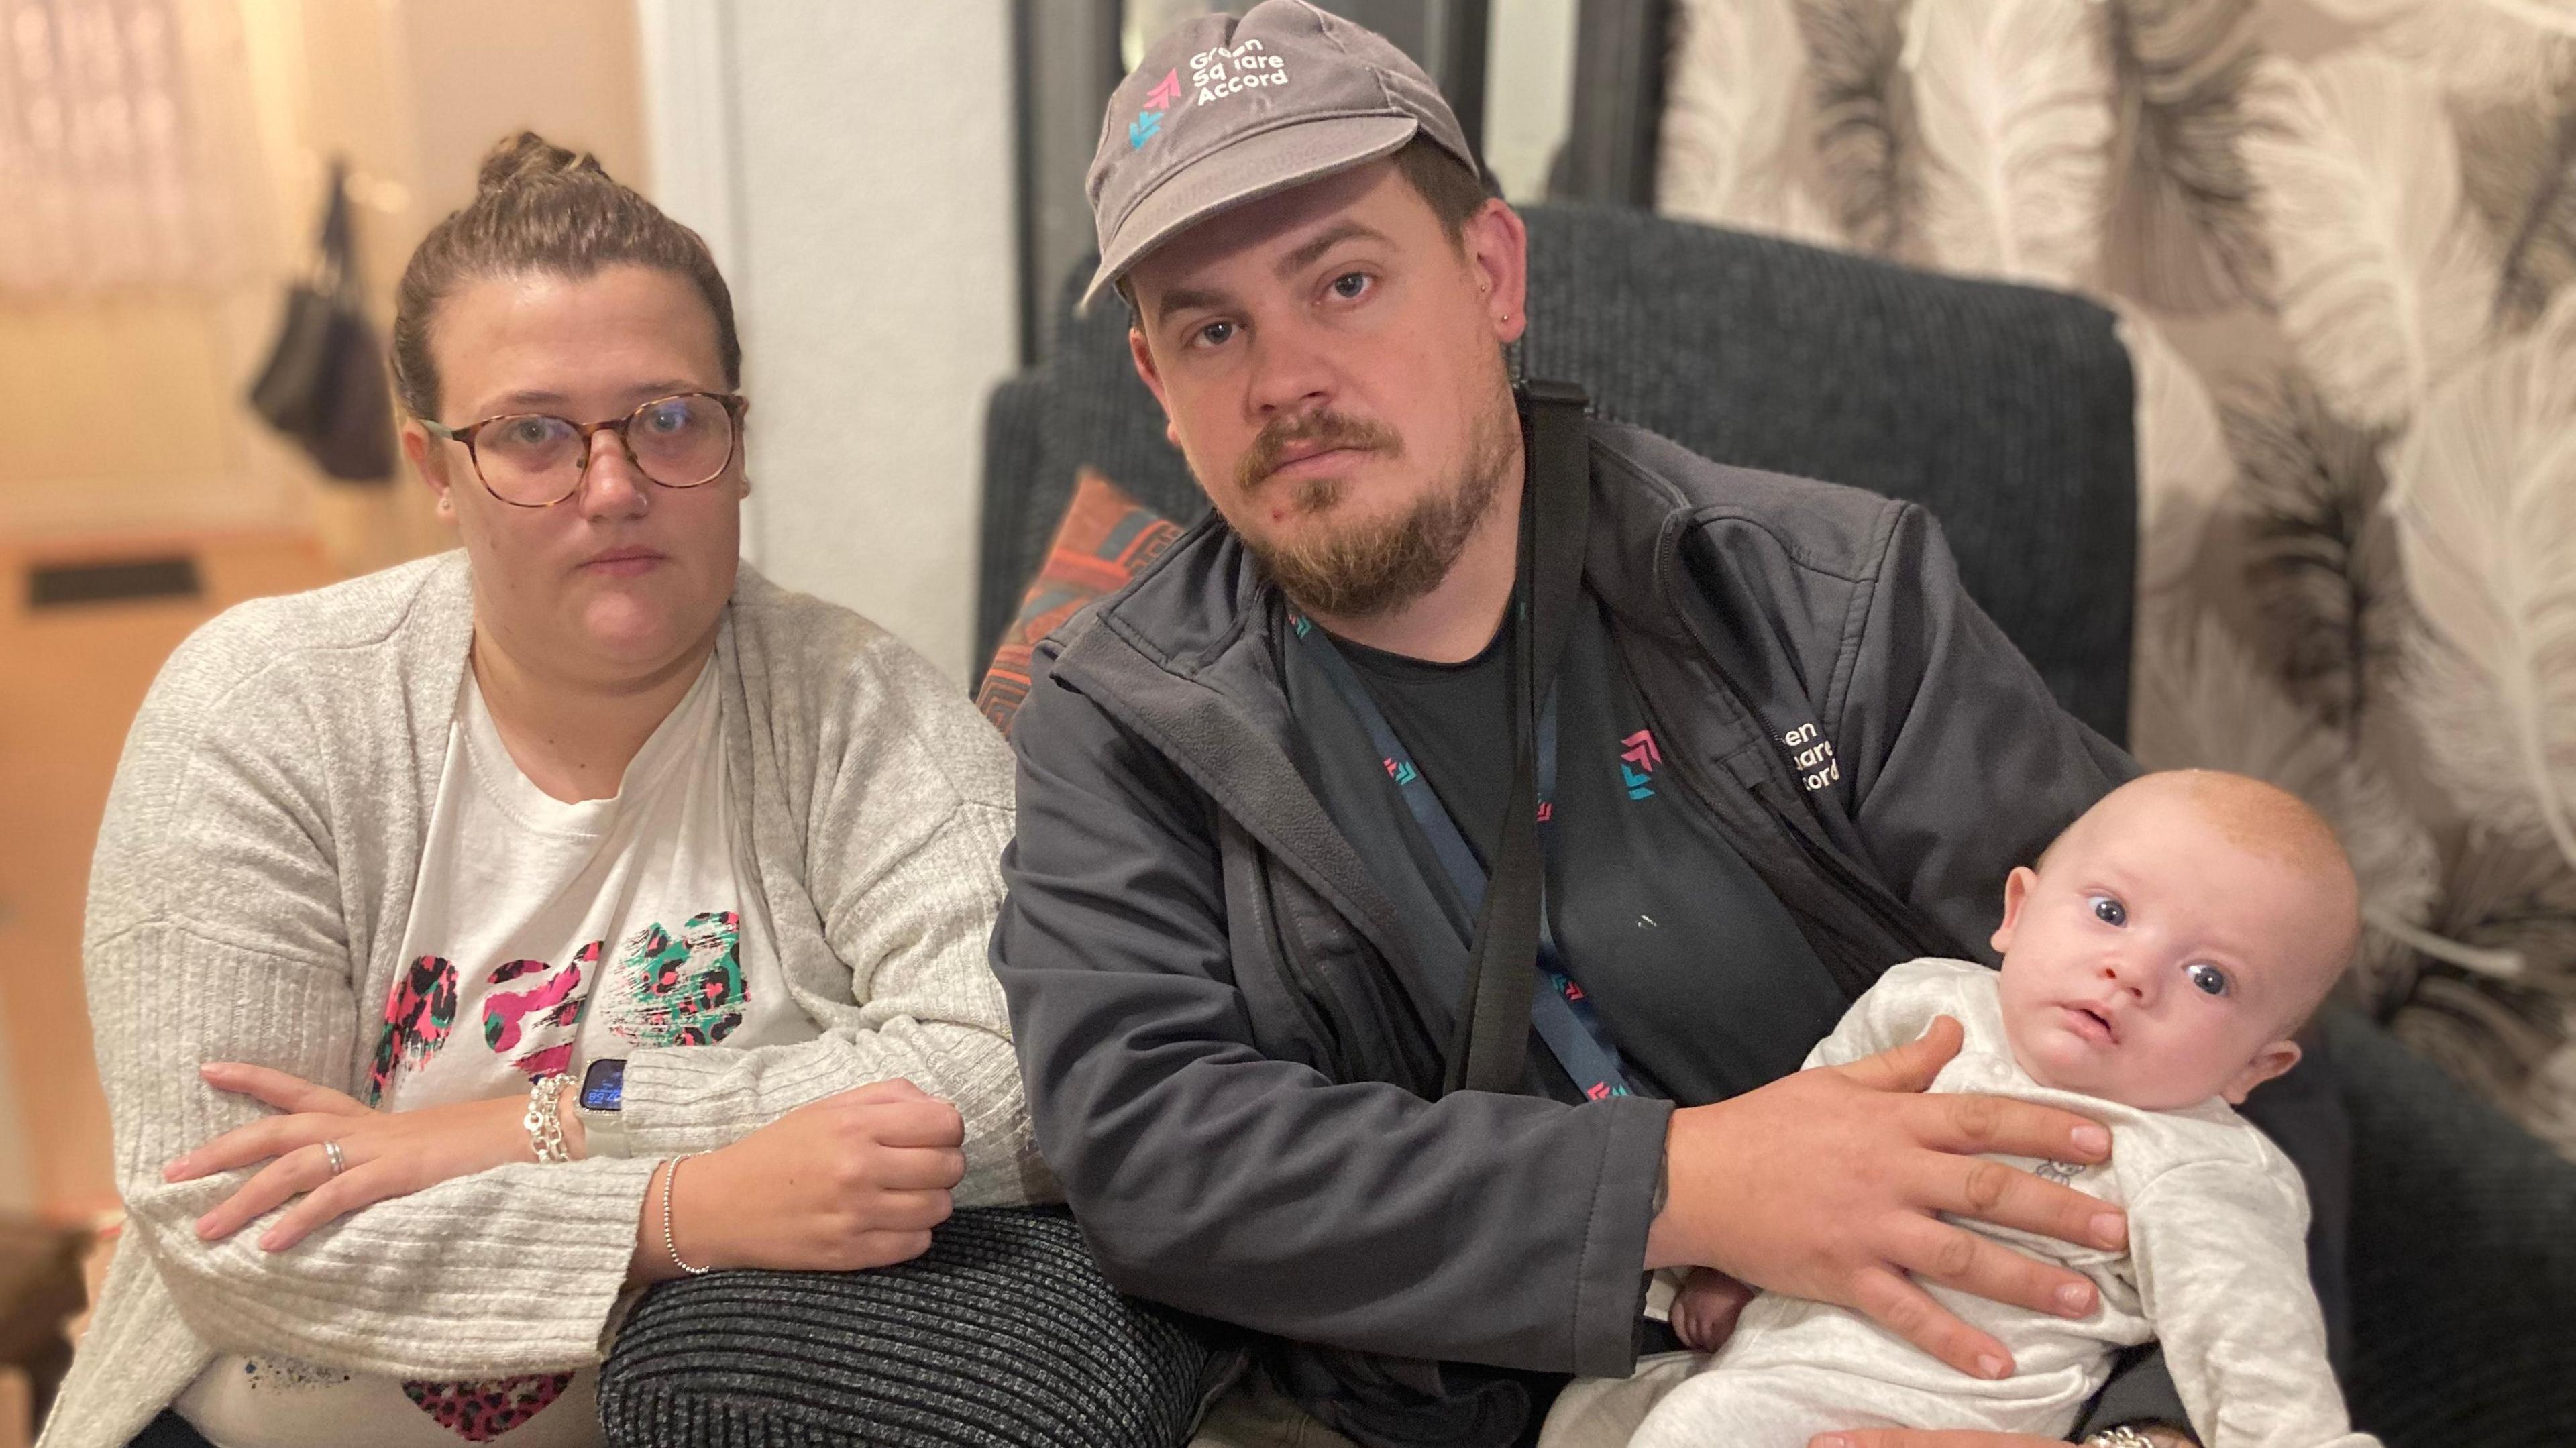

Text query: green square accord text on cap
(1083, 0), (1480, 312)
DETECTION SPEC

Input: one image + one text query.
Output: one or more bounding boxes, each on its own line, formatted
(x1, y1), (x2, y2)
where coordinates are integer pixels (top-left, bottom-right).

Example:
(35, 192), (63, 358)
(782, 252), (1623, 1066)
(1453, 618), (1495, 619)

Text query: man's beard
(1226, 393), (1517, 620)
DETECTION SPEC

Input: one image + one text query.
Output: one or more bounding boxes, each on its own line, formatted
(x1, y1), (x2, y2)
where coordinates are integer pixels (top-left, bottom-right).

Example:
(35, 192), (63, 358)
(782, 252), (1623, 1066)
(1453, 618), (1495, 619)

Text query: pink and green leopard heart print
(480, 943), (597, 1080)
(402, 1370), (572, 1442)
(600, 910), (746, 1047)
(366, 955), (460, 1107)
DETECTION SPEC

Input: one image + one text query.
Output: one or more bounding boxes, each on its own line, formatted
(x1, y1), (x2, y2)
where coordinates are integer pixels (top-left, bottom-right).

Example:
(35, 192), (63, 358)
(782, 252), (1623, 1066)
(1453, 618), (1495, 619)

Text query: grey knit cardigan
(46, 553), (1049, 1448)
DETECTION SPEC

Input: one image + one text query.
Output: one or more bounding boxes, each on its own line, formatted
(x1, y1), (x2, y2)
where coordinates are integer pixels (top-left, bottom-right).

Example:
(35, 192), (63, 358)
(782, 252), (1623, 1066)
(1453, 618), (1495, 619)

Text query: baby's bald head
(2049, 771), (2361, 1024)
(1994, 769), (2362, 1108)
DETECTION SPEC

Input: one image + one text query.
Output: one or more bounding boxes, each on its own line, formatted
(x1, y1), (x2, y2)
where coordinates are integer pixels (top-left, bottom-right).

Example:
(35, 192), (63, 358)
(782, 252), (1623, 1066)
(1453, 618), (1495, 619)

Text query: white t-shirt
(178, 655), (816, 1448)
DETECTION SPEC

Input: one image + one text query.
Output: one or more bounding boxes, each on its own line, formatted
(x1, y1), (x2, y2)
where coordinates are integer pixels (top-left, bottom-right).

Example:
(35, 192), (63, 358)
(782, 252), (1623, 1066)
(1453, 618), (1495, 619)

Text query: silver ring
(323, 1139), (346, 1178)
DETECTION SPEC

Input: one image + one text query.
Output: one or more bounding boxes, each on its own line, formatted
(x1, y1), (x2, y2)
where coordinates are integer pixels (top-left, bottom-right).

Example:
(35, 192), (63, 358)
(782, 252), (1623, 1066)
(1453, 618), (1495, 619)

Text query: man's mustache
(1236, 411), (1403, 494)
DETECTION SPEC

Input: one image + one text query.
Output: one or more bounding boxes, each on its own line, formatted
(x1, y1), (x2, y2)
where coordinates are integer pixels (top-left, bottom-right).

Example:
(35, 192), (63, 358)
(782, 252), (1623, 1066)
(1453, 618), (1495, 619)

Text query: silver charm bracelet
(523, 1073), (573, 1164)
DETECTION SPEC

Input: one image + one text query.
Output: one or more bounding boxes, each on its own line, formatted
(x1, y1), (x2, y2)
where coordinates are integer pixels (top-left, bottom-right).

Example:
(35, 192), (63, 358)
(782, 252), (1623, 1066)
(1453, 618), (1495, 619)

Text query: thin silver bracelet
(2082, 1428), (2164, 1448)
(523, 1074), (572, 1163)
(662, 1154), (710, 1276)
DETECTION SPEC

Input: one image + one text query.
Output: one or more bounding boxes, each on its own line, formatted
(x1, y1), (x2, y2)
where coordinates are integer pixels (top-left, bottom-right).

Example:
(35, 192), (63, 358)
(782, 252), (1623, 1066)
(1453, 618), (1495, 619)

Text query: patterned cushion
(598, 1207), (1213, 1448)
(976, 470), (1183, 736)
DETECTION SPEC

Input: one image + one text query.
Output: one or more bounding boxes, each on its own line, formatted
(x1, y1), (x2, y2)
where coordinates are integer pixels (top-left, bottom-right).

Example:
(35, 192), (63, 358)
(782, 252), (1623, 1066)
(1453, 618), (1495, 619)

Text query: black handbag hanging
(247, 159), (395, 482)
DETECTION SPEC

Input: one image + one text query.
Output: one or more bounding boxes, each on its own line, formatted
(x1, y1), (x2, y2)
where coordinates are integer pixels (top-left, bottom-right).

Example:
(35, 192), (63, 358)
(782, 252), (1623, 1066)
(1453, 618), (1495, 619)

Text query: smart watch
(576, 1057), (629, 1158)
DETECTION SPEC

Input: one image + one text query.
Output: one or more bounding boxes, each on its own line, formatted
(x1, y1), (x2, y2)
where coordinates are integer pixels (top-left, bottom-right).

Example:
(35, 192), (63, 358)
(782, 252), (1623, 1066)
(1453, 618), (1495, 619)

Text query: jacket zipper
(1635, 546), (1951, 974)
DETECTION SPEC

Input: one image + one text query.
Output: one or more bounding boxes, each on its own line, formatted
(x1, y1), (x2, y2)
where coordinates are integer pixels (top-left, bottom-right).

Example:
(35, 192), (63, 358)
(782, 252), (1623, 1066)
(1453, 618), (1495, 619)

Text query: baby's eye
(2089, 895), (2126, 927)
(2186, 962), (2231, 997)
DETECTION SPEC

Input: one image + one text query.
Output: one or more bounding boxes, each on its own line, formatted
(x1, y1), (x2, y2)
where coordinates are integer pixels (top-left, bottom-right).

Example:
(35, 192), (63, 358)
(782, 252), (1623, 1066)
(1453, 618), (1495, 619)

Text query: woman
(46, 135), (1057, 1448)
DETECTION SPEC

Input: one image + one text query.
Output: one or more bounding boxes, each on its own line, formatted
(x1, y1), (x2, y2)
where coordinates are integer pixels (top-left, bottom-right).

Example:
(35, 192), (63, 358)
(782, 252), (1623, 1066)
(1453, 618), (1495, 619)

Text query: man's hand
(1810, 1437), (2065, 1448)
(1648, 1015), (2127, 1380)
(1813, 1422), (2194, 1432)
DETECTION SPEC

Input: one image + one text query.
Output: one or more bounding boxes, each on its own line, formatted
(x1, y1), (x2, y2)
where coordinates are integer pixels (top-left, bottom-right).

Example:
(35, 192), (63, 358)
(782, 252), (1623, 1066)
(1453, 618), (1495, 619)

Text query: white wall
(641, 0), (1018, 684)
(1485, 0), (1578, 202)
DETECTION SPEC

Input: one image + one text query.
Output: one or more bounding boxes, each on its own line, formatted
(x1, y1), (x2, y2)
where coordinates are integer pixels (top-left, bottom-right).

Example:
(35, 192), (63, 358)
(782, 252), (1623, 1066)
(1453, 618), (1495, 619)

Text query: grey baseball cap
(1082, 0), (1479, 311)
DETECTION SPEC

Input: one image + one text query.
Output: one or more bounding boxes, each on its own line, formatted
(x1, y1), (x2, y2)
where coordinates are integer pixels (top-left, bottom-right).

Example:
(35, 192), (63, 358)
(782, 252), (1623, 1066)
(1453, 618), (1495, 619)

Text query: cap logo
(1189, 37), (1290, 105)
(1129, 69), (1184, 149)
(1085, 4), (1464, 311)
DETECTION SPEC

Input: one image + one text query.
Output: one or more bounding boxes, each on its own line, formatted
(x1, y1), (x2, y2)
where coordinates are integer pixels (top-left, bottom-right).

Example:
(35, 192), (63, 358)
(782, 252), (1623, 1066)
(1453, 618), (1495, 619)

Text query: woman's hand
(664, 1078), (965, 1274)
(167, 1062), (533, 1252)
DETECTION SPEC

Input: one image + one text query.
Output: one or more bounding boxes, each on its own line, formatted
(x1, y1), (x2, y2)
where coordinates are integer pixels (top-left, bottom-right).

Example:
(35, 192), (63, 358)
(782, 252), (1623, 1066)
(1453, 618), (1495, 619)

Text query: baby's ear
(1991, 866), (2038, 956)
(2222, 1038), (2304, 1105)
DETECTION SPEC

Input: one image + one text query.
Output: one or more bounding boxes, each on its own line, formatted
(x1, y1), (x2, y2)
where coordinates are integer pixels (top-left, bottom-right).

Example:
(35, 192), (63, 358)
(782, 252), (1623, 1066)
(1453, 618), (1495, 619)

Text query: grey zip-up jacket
(994, 418), (2156, 1435)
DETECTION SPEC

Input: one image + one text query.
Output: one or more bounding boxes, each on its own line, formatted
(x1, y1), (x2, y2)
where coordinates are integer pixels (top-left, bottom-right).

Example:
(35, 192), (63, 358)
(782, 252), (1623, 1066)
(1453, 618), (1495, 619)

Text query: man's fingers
(1919, 1154), (2127, 1254)
(201, 1063), (366, 1117)
(1813, 1422), (2071, 1432)
(1911, 1091), (2113, 1169)
(1888, 1216), (2097, 1319)
(1845, 1264), (2015, 1382)
(1836, 1015), (1964, 1094)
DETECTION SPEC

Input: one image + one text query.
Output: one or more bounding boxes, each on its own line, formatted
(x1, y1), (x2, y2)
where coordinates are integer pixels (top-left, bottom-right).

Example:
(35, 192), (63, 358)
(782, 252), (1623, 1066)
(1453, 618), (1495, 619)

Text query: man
(993, 5), (2337, 1446)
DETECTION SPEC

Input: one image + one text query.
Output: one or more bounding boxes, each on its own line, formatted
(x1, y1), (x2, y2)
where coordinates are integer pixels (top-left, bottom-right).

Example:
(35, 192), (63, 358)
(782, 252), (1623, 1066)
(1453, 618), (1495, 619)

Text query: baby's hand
(1670, 1266), (1756, 1353)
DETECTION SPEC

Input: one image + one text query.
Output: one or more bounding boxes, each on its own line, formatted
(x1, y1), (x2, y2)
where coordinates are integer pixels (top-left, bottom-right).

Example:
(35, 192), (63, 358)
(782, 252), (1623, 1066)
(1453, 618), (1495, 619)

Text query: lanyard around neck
(1293, 614), (1634, 1100)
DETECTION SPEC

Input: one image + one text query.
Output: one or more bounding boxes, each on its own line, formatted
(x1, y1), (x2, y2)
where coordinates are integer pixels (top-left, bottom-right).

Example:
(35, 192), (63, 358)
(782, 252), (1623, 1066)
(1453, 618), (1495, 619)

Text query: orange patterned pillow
(977, 469), (1184, 736)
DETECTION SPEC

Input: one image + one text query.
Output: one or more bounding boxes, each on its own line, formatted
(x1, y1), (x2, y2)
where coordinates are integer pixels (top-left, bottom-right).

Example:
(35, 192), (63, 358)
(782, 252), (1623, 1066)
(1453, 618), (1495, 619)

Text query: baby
(1633, 770), (2380, 1448)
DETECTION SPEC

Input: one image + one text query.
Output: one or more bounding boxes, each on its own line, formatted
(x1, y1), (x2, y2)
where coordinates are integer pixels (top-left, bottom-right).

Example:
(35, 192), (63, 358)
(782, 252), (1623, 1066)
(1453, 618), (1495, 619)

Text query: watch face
(578, 1058), (625, 1112)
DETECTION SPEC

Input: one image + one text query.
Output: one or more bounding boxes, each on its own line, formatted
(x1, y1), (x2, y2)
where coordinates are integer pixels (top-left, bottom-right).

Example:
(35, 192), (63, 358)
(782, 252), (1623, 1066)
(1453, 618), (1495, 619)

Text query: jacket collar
(1045, 418), (1729, 995)
(1071, 420), (1707, 678)
(1054, 522), (1426, 1003)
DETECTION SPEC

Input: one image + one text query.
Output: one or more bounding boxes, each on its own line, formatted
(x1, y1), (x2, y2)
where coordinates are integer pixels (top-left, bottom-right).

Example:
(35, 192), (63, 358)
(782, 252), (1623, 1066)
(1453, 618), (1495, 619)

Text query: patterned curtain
(0, 0), (238, 294)
(1658, 0), (2576, 1157)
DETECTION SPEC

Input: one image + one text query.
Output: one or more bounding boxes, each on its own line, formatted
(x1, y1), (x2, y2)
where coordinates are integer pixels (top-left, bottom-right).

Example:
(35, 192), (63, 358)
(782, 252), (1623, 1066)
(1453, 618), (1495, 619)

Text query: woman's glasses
(421, 392), (745, 508)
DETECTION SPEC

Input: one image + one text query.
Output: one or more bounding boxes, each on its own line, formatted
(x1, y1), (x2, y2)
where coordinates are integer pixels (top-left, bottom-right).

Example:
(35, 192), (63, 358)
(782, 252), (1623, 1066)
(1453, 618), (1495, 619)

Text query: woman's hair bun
(475, 131), (609, 195)
(395, 127), (739, 423)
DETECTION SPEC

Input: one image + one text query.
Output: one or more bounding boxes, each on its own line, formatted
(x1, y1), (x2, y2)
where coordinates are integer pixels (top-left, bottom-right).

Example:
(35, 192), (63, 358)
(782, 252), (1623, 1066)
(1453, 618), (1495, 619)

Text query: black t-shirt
(1277, 594), (1848, 1105)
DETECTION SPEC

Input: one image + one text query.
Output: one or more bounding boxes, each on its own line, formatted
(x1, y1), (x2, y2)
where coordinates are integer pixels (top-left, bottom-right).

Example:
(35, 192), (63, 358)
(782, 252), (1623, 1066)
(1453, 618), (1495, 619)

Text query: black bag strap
(1446, 380), (1592, 1096)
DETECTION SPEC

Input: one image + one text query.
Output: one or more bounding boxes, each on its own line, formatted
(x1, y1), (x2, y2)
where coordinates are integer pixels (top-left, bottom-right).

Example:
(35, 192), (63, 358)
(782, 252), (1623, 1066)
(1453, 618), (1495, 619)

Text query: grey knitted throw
(598, 1208), (1213, 1447)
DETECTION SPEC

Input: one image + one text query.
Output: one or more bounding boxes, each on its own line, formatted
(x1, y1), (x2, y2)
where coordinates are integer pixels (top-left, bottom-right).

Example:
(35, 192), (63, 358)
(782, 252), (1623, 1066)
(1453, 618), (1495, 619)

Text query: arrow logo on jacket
(1621, 729), (1660, 800)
